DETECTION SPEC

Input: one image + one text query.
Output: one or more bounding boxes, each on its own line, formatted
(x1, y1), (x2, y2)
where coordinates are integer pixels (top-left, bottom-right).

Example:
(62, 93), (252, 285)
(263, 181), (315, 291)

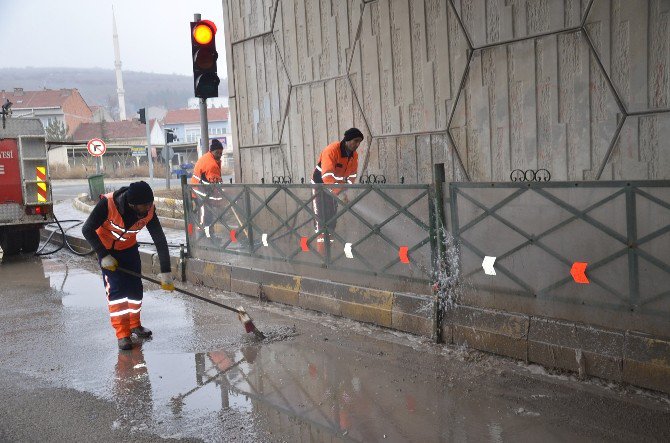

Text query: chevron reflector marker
(36, 166), (48, 202)
(344, 243), (353, 258)
(482, 256), (497, 276)
(571, 262), (589, 284)
(399, 246), (409, 264)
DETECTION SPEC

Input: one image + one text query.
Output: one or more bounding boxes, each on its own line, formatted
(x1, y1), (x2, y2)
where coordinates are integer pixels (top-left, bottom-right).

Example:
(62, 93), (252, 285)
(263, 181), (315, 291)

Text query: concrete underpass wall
(222, 0), (670, 184)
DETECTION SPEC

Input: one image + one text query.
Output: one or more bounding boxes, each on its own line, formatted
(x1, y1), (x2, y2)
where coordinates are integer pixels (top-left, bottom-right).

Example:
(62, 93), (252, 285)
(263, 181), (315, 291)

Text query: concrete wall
(222, 0), (670, 184)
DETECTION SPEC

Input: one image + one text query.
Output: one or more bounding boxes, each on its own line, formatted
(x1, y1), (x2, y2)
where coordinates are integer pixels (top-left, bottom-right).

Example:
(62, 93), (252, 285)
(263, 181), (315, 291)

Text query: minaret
(112, 6), (127, 121)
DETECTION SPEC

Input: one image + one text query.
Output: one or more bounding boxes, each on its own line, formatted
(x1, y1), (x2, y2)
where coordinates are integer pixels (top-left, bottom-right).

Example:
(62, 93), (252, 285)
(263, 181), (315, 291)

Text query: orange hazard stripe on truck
(37, 166), (47, 202)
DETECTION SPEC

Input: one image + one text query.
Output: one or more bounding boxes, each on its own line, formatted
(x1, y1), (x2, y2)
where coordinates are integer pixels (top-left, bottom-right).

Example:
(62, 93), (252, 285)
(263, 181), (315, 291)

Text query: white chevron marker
(344, 243), (353, 258)
(262, 233), (268, 247)
(482, 256), (497, 276)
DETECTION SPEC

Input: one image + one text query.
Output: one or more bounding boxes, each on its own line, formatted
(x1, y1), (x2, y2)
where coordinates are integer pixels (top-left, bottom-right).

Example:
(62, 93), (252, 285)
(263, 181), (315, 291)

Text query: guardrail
(181, 177), (441, 293)
(449, 180), (670, 322)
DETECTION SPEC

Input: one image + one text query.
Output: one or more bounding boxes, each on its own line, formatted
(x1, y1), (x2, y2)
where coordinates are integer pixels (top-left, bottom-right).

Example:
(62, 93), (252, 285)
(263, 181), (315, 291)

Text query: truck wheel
(22, 229), (41, 254)
(0, 230), (23, 256)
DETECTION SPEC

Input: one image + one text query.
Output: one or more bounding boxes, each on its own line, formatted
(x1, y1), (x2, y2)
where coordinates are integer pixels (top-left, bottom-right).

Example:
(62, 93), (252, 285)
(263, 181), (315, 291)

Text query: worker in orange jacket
(191, 139), (224, 240)
(311, 128), (364, 244)
(82, 181), (175, 350)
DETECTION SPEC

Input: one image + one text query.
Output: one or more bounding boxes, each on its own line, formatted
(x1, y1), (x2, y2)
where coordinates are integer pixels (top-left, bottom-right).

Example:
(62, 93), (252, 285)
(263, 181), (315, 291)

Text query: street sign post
(87, 138), (106, 174)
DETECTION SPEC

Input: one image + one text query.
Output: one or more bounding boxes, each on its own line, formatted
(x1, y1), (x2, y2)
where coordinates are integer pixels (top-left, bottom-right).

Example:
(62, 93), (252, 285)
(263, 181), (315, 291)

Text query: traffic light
(138, 108), (146, 124)
(166, 129), (178, 143)
(190, 19), (219, 98)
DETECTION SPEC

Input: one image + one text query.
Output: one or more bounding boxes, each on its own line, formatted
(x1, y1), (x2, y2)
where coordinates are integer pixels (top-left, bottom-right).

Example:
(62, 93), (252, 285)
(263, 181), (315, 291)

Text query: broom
(117, 266), (265, 339)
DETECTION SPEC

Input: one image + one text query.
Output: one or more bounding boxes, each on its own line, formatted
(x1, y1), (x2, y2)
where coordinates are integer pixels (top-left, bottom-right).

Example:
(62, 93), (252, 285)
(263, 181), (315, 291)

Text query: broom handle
(117, 266), (241, 315)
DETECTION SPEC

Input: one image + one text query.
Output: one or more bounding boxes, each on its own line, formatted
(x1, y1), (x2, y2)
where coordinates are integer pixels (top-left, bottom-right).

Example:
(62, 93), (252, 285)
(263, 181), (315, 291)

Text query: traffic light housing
(138, 108), (146, 124)
(166, 129), (177, 143)
(190, 20), (219, 99)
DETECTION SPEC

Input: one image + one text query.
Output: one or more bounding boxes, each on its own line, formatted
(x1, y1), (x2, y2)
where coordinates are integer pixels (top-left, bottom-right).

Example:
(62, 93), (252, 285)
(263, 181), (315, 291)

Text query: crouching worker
(82, 181), (175, 350)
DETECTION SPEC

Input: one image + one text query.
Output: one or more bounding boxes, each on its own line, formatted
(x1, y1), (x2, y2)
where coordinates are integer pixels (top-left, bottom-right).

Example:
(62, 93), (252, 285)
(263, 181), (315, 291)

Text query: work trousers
(100, 245), (143, 339)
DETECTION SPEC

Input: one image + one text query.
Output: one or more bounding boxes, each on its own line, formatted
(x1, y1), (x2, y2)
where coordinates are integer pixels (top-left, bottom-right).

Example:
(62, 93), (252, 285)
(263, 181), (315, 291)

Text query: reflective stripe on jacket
(95, 192), (155, 250)
(312, 141), (358, 187)
(191, 151), (222, 185)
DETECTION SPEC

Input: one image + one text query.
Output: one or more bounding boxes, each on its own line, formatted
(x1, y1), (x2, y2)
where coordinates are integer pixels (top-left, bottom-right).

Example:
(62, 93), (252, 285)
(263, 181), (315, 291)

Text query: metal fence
(450, 181), (670, 324)
(182, 181), (438, 294)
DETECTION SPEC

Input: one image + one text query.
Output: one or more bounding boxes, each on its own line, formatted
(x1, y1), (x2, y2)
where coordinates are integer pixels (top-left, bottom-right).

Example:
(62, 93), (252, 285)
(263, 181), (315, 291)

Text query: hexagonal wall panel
(280, 77), (369, 181)
(273, 0), (364, 84)
(603, 112), (670, 179)
(349, 0), (470, 136)
(449, 30), (622, 181)
(232, 33), (291, 148)
(585, 0), (670, 112)
(226, 0), (278, 44)
(451, 0), (586, 48)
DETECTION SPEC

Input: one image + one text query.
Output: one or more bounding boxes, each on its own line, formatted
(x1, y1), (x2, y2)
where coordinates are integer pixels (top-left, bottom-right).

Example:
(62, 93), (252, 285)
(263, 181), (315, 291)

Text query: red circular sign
(87, 138), (107, 157)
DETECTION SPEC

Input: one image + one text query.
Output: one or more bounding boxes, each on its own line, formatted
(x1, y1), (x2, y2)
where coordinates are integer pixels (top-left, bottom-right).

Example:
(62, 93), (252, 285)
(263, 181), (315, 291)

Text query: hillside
(0, 67), (228, 117)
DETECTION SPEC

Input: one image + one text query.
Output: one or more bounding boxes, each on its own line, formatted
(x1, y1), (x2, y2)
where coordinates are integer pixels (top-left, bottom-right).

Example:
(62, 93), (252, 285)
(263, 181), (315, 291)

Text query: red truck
(0, 116), (53, 256)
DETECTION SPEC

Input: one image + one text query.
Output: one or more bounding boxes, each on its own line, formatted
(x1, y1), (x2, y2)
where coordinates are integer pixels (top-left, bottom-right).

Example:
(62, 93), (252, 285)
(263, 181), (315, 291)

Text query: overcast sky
(0, 0), (225, 76)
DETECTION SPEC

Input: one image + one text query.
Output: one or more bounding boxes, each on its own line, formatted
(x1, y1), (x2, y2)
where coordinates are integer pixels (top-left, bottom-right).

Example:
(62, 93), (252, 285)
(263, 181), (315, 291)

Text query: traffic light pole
(199, 98), (209, 157)
(145, 116), (154, 185)
(165, 138), (171, 190)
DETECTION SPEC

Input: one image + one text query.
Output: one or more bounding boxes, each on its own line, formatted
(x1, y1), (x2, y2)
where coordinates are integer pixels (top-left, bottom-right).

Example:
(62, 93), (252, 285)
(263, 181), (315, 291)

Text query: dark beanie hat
(344, 127), (364, 141)
(126, 181), (154, 205)
(210, 138), (224, 151)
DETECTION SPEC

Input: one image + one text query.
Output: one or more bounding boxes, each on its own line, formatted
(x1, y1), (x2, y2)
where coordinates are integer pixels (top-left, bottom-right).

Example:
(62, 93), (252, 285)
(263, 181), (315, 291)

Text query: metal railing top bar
(450, 180), (670, 189)
(191, 183), (432, 190)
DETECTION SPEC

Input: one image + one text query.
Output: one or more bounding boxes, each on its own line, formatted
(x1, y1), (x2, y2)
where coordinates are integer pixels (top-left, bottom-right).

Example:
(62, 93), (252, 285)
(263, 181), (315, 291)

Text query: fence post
(322, 185), (332, 267)
(244, 185), (255, 254)
(432, 163), (447, 343)
(625, 184), (639, 310)
(179, 174), (191, 258)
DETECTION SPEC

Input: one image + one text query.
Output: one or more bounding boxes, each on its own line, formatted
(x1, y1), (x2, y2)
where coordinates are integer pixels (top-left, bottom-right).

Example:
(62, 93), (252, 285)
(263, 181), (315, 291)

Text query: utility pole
(146, 120), (154, 186)
(139, 108), (154, 185)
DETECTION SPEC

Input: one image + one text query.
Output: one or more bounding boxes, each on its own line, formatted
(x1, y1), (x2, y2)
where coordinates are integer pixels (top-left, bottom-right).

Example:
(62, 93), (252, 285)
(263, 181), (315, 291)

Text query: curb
(443, 304), (670, 394)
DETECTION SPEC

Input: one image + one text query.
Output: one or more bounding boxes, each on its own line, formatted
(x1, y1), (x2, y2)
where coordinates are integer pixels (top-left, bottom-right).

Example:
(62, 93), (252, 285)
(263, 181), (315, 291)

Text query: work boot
(131, 326), (152, 338)
(118, 337), (133, 350)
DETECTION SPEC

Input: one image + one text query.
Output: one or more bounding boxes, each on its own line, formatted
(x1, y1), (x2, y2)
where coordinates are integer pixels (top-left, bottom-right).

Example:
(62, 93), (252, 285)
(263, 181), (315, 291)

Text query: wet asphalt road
(0, 251), (669, 442)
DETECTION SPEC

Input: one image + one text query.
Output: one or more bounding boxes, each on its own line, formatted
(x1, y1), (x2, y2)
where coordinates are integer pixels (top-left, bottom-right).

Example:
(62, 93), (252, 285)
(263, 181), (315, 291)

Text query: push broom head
(237, 306), (266, 339)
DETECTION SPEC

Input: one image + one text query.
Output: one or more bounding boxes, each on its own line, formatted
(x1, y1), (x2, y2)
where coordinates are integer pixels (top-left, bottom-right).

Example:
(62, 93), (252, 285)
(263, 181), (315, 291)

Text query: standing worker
(82, 181), (175, 350)
(191, 139), (224, 240)
(311, 128), (364, 246)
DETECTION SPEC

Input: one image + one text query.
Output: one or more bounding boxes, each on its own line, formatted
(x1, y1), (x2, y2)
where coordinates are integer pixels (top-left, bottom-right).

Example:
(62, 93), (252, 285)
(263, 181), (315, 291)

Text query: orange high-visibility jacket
(191, 151), (222, 185)
(312, 141), (358, 188)
(95, 192), (155, 251)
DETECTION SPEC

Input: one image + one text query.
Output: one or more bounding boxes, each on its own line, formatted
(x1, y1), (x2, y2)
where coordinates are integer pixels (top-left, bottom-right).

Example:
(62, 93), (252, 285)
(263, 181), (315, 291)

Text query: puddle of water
(0, 256), (51, 288)
(95, 339), (584, 443)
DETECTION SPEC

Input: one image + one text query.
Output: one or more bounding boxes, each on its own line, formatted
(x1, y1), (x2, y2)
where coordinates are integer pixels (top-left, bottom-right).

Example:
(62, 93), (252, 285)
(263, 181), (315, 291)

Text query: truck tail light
(26, 205), (51, 216)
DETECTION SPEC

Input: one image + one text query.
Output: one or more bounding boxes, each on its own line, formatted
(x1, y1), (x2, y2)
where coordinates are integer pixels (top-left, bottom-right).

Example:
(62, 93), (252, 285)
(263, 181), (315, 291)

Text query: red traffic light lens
(193, 23), (214, 45)
(194, 48), (217, 69)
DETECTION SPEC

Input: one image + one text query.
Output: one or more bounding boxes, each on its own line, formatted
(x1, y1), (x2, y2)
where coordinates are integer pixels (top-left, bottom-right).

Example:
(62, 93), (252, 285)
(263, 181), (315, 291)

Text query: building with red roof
(0, 88), (93, 135)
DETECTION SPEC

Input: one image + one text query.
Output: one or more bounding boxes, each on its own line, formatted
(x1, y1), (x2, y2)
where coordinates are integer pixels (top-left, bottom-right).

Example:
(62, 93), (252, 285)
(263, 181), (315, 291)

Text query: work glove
(158, 272), (175, 291)
(101, 255), (118, 271)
